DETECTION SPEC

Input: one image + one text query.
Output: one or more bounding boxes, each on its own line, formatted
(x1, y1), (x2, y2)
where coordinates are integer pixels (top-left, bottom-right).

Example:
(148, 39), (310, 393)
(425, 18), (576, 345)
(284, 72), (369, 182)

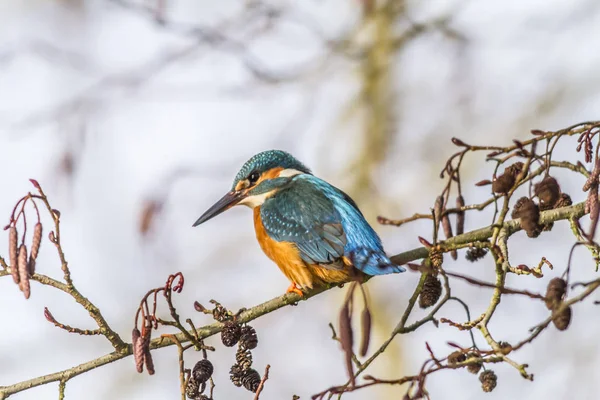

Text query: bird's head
(193, 150), (311, 226)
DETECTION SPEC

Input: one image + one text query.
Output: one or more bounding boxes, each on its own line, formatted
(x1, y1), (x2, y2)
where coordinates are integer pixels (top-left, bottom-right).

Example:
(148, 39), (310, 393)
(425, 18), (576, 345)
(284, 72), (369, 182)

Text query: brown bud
(448, 351), (466, 364)
(531, 129), (546, 135)
(475, 179), (492, 187)
(419, 273), (442, 309)
(451, 137), (468, 147)
(9, 227), (19, 284)
(418, 236), (433, 249)
(29, 179), (41, 189)
(479, 370), (497, 392)
(544, 278), (566, 310)
(552, 306), (572, 331)
(194, 301), (206, 313)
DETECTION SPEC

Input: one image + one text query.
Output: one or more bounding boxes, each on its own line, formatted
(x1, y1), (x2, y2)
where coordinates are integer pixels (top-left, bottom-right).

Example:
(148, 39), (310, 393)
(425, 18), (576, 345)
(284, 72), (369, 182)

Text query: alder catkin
(9, 227), (19, 284)
(18, 245), (29, 298)
(30, 223), (42, 266)
(132, 328), (144, 373)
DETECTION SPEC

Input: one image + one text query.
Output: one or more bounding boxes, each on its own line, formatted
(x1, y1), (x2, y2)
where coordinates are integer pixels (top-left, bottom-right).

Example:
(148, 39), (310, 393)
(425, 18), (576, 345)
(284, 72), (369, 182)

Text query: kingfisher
(193, 150), (405, 296)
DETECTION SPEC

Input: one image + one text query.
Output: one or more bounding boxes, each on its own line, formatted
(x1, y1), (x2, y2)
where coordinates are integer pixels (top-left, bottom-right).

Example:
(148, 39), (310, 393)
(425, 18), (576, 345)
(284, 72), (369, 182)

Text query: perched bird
(193, 150), (405, 296)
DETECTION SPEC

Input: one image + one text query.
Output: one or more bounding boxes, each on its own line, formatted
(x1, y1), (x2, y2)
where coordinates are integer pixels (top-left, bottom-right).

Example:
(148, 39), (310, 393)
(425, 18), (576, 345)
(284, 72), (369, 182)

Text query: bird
(193, 150), (405, 296)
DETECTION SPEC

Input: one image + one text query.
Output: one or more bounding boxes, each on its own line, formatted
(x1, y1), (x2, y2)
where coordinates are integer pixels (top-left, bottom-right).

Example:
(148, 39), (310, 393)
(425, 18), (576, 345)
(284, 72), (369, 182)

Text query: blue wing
(261, 175), (405, 276)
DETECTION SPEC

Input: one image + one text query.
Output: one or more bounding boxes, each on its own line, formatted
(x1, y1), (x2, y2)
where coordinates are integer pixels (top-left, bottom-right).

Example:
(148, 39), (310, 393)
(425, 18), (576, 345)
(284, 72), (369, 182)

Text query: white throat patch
(238, 192), (271, 208)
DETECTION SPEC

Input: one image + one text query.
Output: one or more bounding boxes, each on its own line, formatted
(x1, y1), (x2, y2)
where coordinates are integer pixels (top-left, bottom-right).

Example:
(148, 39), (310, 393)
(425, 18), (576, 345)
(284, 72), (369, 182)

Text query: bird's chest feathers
(253, 208), (300, 265)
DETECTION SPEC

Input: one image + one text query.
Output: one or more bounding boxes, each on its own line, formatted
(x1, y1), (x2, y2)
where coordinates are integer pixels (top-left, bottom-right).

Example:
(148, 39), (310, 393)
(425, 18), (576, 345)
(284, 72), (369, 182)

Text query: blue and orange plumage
(193, 150), (405, 296)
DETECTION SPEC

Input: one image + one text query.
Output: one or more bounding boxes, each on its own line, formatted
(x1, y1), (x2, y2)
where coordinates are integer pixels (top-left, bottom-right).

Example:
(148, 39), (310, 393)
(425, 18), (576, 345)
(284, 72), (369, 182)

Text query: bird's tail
(350, 248), (406, 276)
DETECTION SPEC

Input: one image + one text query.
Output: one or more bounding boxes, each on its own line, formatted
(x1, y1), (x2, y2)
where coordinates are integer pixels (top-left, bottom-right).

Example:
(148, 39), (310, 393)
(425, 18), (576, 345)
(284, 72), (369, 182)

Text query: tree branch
(0, 201), (586, 399)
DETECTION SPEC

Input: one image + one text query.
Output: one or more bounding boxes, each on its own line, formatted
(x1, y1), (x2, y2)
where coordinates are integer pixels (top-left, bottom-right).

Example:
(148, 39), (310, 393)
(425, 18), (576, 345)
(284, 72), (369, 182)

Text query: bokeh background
(2, 1), (600, 399)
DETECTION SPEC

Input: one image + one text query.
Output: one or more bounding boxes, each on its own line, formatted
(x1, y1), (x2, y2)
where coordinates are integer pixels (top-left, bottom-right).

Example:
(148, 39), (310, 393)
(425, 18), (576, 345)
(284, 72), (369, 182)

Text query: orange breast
(253, 208), (355, 288)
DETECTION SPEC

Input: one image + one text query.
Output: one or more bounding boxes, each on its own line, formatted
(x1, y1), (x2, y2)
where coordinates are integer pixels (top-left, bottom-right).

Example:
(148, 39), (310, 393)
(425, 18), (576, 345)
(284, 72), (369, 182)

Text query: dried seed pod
(239, 325), (258, 350)
(511, 197), (541, 237)
(552, 306), (572, 331)
(447, 351), (466, 364)
(466, 354), (482, 374)
(221, 321), (242, 347)
(185, 376), (200, 398)
(505, 162), (525, 178)
(535, 176), (560, 210)
(132, 328), (144, 373)
(9, 227), (19, 284)
(359, 307), (371, 357)
(479, 370), (498, 393)
(241, 368), (261, 392)
(465, 247), (488, 262)
(544, 278), (567, 310)
(230, 364), (244, 387)
(30, 223), (42, 261)
(193, 359), (214, 383)
(492, 173), (515, 194)
(455, 195), (465, 236)
(419, 273), (442, 309)
(212, 302), (229, 322)
(236, 347), (253, 371)
(17, 245), (28, 296)
(554, 193), (572, 209)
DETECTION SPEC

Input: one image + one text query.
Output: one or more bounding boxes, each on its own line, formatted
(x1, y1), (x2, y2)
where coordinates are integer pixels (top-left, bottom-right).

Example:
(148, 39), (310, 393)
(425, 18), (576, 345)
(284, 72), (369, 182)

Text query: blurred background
(1, 0), (600, 399)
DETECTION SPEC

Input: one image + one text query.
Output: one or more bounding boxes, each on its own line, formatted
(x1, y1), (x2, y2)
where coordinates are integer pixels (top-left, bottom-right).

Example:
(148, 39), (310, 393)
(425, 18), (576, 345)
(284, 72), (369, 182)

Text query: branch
(0, 201), (586, 398)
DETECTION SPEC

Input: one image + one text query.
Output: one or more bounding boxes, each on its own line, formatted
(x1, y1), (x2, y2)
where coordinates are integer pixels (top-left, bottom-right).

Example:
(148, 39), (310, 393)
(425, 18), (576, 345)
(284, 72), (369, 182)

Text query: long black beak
(192, 191), (245, 227)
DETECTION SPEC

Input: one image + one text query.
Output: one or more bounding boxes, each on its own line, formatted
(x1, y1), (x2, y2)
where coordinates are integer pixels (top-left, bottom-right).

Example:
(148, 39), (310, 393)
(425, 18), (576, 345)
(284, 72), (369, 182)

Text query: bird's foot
(286, 282), (304, 297)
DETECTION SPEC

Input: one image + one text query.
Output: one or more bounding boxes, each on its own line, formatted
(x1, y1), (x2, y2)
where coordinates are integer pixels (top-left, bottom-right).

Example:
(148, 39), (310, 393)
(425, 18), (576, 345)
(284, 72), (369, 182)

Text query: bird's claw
(286, 283), (304, 297)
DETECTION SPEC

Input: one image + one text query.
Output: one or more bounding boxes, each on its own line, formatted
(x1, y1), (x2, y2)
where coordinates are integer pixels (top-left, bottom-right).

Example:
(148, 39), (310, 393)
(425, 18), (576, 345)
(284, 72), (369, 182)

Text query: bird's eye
(248, 172), (260, 184)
